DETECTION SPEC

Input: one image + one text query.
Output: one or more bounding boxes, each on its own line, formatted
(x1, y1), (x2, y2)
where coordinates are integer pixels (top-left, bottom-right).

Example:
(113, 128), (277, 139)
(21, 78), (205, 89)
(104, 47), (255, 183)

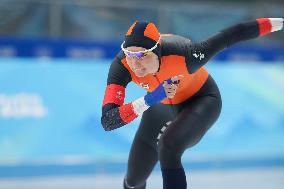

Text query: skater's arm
(102, 80), (176, 131)
(185, 18), (284, 73)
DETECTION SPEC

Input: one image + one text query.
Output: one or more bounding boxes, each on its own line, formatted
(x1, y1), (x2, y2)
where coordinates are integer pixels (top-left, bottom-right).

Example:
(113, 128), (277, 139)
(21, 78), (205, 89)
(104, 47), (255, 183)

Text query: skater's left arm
(185, 18), (284, 73)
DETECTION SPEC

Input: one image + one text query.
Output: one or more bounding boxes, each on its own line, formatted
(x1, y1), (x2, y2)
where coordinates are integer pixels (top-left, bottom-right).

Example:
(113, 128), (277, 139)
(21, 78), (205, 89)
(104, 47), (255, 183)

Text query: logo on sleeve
(193, 51), (205, 60)
(116, 90), (123, 100)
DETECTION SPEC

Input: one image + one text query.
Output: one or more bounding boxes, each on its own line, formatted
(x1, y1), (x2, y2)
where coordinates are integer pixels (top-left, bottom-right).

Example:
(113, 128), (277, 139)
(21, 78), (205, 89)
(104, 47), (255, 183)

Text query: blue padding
(144, 83), (167, 106)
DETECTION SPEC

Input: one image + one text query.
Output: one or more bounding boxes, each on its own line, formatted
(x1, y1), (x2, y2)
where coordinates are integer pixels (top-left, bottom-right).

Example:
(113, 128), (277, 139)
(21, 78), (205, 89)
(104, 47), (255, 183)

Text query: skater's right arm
(101, 53), (176, 131)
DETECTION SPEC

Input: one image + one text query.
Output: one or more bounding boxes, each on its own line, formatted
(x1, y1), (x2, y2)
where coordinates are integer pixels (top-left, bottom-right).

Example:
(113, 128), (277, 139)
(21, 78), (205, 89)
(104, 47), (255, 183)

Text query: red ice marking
(119, 103), (138, 123)
(103, 84), (125, 106)
(257, 18), (272, 36)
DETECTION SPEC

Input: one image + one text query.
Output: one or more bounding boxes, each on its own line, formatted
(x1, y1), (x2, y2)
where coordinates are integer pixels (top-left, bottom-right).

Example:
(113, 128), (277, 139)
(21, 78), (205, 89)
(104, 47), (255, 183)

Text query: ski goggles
(121, 37), (160, 59)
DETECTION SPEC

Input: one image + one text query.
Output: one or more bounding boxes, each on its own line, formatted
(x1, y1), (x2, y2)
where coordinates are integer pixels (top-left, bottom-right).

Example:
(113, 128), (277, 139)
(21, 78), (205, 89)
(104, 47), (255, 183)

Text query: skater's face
(124, 46), (159, 77)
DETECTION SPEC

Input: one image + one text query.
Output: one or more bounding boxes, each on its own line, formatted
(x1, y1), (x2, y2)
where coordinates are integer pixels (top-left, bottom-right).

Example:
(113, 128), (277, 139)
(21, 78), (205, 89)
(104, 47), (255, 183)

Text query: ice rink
(1, 167), (284, 189)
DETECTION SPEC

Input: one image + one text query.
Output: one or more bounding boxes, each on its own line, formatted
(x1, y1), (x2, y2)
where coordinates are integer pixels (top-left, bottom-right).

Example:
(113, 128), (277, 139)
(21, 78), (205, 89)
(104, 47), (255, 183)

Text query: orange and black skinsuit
(101, 18), (280, 189)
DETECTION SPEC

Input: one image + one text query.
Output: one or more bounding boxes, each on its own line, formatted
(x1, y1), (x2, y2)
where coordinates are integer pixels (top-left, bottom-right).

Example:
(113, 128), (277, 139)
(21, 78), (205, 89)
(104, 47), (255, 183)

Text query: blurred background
(0, 0), (284, 188)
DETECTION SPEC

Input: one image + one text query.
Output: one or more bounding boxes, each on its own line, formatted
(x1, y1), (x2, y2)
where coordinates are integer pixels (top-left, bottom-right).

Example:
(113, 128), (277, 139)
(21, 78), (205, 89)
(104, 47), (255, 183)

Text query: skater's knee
(157, 135), (182, 157)
(157, 136), (183, 168)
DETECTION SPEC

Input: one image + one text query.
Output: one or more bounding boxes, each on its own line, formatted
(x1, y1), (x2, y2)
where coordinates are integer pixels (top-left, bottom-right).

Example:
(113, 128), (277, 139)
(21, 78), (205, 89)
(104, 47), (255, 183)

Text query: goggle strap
(121, 36), (160, 56)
